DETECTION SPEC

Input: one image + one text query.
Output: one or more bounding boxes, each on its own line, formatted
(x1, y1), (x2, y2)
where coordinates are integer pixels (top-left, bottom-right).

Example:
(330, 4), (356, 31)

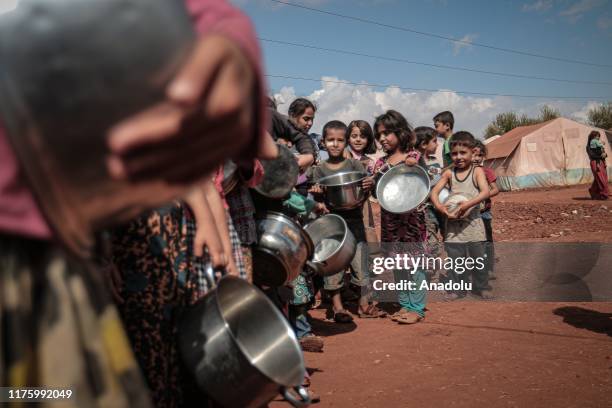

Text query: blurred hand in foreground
(107, 34), (257, 183)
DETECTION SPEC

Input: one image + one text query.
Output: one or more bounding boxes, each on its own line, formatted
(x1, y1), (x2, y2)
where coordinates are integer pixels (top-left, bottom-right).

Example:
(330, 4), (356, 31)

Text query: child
(415, 126), (443, 274)
(347, 120), (379, 254)
(473, 141), (499, 281)
(372, 111), (428, 324)
(586, 130), (609, 200)
(431, 132), (491, 299)
(433, 111), (455, 167)
(347, 120), (377, 174)
(309, 120), (386, 321)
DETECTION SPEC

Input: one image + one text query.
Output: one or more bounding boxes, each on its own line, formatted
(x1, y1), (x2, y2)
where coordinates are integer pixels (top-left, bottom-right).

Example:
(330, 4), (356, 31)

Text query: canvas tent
(485, 117), (612, 191)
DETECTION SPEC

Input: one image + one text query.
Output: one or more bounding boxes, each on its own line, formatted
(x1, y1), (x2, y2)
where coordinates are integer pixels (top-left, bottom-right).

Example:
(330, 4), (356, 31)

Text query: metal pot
(376, 165), (430, 214)
(318, 171), (367, 210)
(304, 214), (356, 277)
(0, 0), (196, 258)
(179, 275), (310, 408)
(221, 160), (240, 195)
(438, 187), (451, 204)
(253, 212), (313, 286)
(253, 144), (299, 198)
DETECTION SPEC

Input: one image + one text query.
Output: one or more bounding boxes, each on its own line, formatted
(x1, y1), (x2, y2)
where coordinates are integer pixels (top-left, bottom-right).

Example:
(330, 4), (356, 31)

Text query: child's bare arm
(184, 182), (226, 268)
(203, 180), (239, 276)
(489, 181), (500, 198)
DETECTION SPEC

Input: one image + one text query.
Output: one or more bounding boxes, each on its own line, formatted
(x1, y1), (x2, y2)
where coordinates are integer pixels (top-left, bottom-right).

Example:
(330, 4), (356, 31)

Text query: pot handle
(305, 260), (324, 276)
(281, 385), (311, 408)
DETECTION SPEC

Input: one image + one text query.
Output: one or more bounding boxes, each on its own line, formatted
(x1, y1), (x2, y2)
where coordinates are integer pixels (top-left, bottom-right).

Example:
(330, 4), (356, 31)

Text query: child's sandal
(395, 311), (424, 325)
(358, 304), (387, 318)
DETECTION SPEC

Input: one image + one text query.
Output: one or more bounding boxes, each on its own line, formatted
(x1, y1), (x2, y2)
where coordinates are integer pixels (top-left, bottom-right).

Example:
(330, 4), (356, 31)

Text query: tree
(587, 102), (612, 130)
(539, 104), (560, 122)
(484, 105), (560, 138)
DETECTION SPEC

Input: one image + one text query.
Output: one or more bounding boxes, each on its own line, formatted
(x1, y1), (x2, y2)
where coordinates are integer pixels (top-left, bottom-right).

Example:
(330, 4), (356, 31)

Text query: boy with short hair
(433, 111), (455, 167)
(431, 131), (491, 299)
(309, 120), (385, 321)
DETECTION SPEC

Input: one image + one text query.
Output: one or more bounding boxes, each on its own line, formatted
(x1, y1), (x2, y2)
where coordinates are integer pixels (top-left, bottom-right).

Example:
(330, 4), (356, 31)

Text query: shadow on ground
(553, 306), (612, 337)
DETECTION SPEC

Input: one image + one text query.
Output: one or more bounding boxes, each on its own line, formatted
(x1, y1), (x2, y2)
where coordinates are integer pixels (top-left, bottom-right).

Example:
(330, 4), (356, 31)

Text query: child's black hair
(473, 139), (488, 157)
(347, 120), (376, 154)
(588, 130), (600, 143)
(373, 110), (415, 152)
(433, 111), (455, 130)
(450, 131), (477, 149)
(414, 126), (437, 149)
(288, 98), (316, 118)
(322, 120), (348, 140)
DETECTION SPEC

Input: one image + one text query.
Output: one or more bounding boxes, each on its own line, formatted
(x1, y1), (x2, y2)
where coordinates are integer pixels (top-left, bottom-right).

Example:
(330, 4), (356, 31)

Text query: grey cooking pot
(253, 212), (314, 287)
(304, 214), (356, 277)
(318, 171), (367, 210)
(254, 144), (299, 199)
(179, 275), (309, 408)
(0, 0), (196, 258)
(376, 165), (430, 214)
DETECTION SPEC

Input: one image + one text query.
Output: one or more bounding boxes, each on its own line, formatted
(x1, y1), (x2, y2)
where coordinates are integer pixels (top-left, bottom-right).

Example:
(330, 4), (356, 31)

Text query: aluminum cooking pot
(318, 171), (367, 210)
(0, 0), (196, 258)
(179, 275), (310, 408)
(376, 165), (430, 214)
(304, 214), (356, 277)
(253, 212), (314, 287)
(253, 144), (299, 199)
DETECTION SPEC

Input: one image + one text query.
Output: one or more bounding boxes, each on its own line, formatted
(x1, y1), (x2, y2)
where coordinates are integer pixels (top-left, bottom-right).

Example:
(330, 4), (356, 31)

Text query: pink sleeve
(185, 0), (268, 157)
(245, 159), (264, 188)
(485, 168), (497, 183)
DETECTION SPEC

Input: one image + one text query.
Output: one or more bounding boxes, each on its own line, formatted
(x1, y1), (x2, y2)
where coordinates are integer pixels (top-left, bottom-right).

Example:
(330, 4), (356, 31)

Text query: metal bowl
(179, 276), (309, 408)
(254, 144), (299, 199)
(253, 212), (313, 287)
(438, 187), (451, 204)
(303, 214), (356, 277)
(376, 165), (430, 214)
(318, 171), (367, 210)
(444, 192), (476, 218)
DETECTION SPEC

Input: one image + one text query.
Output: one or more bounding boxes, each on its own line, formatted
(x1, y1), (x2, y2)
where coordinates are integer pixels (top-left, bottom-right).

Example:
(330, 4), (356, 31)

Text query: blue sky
(1, 0), (610, 135)
(232, 0), (612, 135)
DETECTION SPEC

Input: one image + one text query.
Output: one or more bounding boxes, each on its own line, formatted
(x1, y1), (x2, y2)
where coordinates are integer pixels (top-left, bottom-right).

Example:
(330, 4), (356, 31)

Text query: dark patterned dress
(373, 155), (428, 316)
(110, 202), (210, 408)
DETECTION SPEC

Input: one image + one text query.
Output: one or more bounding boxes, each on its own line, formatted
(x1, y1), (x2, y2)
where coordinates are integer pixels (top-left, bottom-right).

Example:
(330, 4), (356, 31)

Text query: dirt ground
(272, 184), (612, 408)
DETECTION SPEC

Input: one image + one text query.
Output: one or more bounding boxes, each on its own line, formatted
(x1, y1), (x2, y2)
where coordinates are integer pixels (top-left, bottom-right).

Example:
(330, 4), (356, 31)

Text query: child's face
(324, 128), (347, 158)
(434, 121), (451, 137)
(377, 125), (399, 153)
(294, 107), (315, 133)
(472, 147), (484, 165)
(349, 127), (367, 153)
(422, 137), (438, 155)
(451, 144), (473, 169)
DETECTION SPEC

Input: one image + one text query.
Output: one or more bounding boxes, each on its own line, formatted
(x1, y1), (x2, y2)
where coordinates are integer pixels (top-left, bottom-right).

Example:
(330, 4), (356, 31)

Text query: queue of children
(52, 88), (501, 406)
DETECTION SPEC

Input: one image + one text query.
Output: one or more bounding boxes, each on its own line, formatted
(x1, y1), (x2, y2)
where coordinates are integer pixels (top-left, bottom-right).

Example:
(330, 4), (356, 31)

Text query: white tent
(483, 135), (500, 144)
(485, 117), (612, 191)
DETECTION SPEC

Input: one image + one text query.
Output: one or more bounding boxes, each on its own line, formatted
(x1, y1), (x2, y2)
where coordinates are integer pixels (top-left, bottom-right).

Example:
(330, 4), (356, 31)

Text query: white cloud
(0, 0), (18, 14)
(569, 101), (601, 123)
(522, 0), (553, 12)
(452, 33), (478, 56)
(271, 77), (603, 137)
(559, 0), (606, 22)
